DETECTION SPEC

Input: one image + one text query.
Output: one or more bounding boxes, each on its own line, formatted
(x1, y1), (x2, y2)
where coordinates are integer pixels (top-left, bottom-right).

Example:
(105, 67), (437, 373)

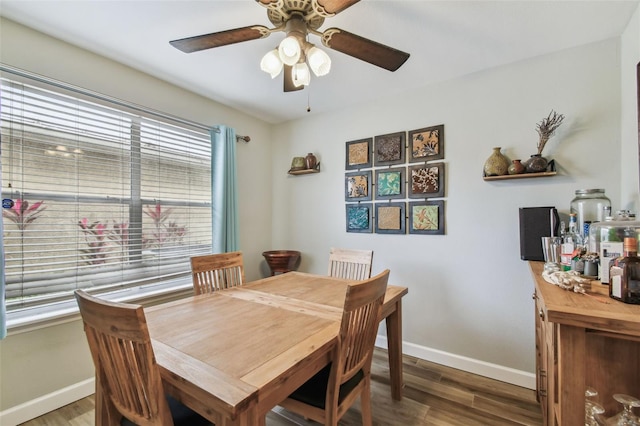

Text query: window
(1, 76), (212, 315)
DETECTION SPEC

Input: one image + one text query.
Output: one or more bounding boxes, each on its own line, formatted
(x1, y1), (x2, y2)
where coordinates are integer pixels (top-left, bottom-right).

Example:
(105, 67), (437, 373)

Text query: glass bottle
(561, 213), (582, 271)
(609, 237), (640, 304)
(570, 189), (611, 239)
(589, 215), (640, 283)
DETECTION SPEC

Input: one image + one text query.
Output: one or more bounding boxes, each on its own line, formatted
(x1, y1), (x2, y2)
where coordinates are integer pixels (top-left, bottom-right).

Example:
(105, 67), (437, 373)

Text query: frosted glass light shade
(260, 49), (283, 78)
(307, 46), (331, 76)
(292, 62), (310, 87)
(278, 36), (301, 66)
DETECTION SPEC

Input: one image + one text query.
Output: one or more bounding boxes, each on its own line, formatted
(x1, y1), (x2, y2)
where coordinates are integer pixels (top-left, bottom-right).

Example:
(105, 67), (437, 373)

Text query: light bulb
(292, 62), (310, 87)
(260, 49), (283, 78)
(307, 46), (331, 77)
(278, 36), (301, 66)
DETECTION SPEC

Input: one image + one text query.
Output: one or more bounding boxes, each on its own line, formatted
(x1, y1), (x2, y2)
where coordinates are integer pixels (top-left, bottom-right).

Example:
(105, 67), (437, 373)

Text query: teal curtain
(0, 155), (6, 339)
(210, 125), (240, 253)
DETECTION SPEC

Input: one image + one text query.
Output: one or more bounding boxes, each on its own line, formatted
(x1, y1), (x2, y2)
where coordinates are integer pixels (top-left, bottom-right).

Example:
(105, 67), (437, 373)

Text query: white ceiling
(1, 1), (638, 124)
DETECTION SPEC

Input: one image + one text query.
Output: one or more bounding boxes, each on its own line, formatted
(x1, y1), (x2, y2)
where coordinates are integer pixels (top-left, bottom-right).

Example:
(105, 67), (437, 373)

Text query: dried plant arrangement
(536, 110), (565, 155)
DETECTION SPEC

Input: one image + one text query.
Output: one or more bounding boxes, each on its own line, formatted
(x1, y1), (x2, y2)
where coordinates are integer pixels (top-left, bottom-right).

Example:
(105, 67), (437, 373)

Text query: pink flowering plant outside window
(2, 199), (47, 231)
(76, 204), (185, 265)
(2, 199), (48, 256)
(3, 199), (187, 266)
(77, 219), (134, 265)
(143, 203), (186, 249)
(77, 218), (111, 265)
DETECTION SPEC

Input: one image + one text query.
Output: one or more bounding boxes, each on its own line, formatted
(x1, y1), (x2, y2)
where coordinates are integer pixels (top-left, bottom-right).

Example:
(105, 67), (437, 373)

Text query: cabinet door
(544, 321), (557, 426)
(533, 291), (555, 426)
(534, 290), (549, 424)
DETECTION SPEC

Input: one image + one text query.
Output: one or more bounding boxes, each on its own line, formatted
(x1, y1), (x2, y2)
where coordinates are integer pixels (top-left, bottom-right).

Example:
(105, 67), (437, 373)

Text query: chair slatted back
(279, 269), (390, 425)
(327, 247), (373, 280)
(336, 269), (389, 385)
(75, 290), (174, 426)
(190, 251), (245, 295)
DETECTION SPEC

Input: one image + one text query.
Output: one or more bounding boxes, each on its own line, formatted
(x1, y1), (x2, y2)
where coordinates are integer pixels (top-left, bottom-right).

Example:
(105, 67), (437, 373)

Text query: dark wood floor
(20, 349), (542, 425)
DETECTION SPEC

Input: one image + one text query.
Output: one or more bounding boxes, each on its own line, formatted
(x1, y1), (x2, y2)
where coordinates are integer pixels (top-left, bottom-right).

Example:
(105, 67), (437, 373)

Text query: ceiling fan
(170, 0), (410, 92)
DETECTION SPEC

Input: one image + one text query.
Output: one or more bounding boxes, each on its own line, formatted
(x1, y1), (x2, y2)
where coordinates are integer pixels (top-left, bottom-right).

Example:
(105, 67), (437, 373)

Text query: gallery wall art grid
(344, 124), (446, 235)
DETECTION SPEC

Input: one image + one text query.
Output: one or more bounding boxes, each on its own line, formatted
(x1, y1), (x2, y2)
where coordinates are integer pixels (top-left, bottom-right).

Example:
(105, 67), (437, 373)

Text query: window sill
(6, 277), (195, 335)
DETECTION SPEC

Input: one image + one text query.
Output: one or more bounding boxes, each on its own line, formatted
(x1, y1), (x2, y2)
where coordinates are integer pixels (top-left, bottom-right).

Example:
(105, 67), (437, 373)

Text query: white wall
(271, 37), (624, 381)
(620, 5), (640, 212)
(0, 17), (274, 422)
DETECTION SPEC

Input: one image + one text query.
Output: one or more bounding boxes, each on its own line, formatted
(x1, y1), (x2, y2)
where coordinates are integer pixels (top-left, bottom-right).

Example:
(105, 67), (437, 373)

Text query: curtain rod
(0, 63), (219, 133)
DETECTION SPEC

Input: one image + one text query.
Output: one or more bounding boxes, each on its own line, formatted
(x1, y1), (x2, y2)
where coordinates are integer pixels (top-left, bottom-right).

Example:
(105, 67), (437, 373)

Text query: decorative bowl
(262, 250), (301, 275)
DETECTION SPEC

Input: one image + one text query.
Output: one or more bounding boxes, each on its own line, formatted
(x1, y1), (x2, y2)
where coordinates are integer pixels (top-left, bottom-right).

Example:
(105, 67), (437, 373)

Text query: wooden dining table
(95, 271), (408, 426)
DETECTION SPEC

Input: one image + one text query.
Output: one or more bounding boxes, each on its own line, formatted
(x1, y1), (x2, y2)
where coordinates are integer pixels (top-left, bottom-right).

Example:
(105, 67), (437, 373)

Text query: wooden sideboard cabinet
(529, 261), (640, 425)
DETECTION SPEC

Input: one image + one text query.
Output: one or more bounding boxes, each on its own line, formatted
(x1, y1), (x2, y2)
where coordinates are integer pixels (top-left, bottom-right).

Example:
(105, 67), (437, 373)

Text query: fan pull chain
(306, 33), (312, 112)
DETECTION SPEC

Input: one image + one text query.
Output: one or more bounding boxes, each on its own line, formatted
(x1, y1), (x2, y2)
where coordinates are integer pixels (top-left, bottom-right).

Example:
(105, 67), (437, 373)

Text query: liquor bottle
(609, 237), (640, 304)
(561, 213), (582, 271)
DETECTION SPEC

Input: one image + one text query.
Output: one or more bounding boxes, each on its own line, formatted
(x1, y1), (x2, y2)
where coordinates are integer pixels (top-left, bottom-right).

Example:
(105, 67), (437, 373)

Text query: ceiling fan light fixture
(260, 49), (283, 78)
(278, 36), (301, 66)
(292, 62), (311, 87)
(171, 1), (411, 93)
(307, 46), (331, 77)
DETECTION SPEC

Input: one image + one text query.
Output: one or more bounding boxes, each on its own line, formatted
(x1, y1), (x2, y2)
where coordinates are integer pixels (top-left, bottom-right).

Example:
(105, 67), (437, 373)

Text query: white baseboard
(375, 336), (536, 390)
(0, 378), (95, 426)
(1, 340), (535, 426)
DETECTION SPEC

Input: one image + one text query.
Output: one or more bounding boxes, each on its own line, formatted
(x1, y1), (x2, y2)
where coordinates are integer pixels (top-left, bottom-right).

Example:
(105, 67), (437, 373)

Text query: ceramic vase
(304, 152), (317, 169)
(290, 156), (305, 171)
(483, 147), (510, 176)
(524, 154), (548, 173)
(508, 159), (526, 175)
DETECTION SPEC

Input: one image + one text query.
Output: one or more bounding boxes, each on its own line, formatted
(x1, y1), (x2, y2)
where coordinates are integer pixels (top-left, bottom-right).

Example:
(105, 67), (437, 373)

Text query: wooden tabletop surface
(143, 271), (408, 425)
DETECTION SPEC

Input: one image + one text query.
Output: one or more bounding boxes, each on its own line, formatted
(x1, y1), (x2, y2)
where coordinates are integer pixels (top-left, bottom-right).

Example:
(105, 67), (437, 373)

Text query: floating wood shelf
(483, 171), (557, 181)
(483, 159), (556, 181)
(288, 163), (321, 175)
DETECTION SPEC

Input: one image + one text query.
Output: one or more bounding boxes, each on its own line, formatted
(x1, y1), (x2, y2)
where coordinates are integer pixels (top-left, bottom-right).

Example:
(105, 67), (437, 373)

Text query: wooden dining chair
(190, 251), (245, 295)
(278, 269), (390, 426)
(74, 290), (212, 426)
(327, 247), (374, 280)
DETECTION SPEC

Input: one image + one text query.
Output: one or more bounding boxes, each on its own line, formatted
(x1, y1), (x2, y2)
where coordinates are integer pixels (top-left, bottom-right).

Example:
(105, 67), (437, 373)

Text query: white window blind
(1, 77), (212, 312)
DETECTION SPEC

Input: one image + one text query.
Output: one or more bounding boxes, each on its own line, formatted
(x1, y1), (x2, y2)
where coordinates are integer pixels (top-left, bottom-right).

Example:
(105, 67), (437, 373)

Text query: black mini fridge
(519, 207), (560, 261)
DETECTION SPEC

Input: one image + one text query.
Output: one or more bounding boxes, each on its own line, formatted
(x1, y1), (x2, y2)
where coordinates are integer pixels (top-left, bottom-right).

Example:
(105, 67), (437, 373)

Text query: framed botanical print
(409, 124), (444, 163)
(375, 202), (406, 234)
(345, 138), (372, 170)
(345, 170), (372, 201)
(408, 162), (445, 198)
(374, 132), (405, 166)
(346, 203), (373, 233)
(408, 200), (444, 235)
(375, 167), (405, 200)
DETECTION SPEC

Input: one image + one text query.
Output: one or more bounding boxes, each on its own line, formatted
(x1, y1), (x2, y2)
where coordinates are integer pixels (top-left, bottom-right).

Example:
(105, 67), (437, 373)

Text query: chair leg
(326, 403), (338, 426)
(360, 379), (373, 426)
